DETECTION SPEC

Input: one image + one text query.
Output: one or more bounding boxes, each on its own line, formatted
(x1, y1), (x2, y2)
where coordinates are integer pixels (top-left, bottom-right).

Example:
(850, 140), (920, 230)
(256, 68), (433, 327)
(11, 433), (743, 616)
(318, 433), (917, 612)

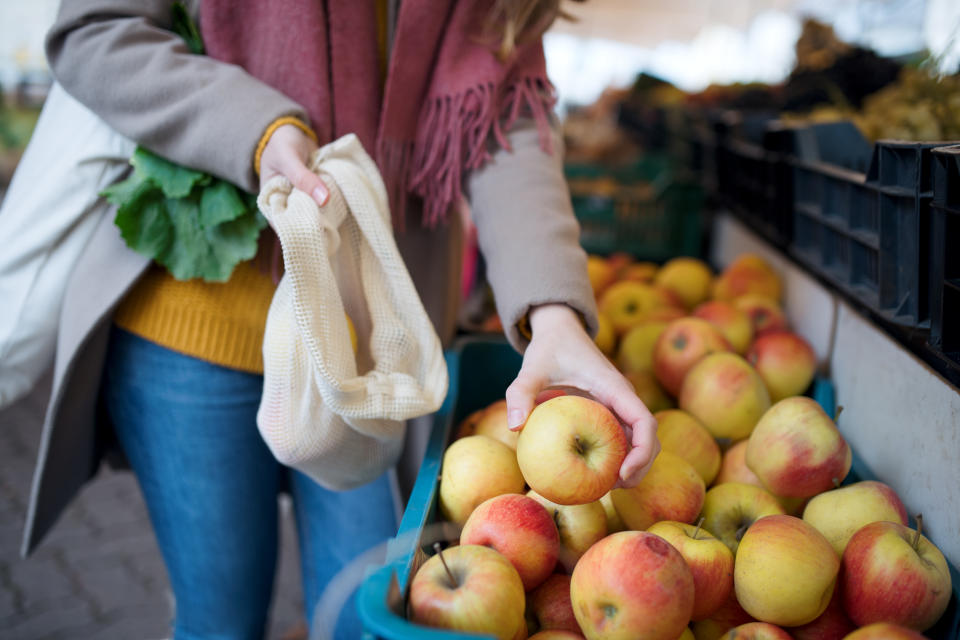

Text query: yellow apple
(527, 489), (607, 570)
(841, 622), (929, 639)
(746, 331), (817, 402)
(655, 410), (721, 485)
(600, 281), (678, 335)
(692, 301), (754, 355)
(647, 520), (734, 621)
(594, 311), (617, 356)
(517, 396), (628, 505)
(679, 353), (771, 443)
(626, 370), (675, 413)
(653, 318), (732, 397)
(746, 397), (851, 498)
(601, 491), (626, 533)
(655, 257), (714, 309)
(439, 435), (525, 526)
(735, 515), (840, 627)
(719, 622), (791, 639)
(611, 451), (705, 531)
(571, 531), (695, 640)
(621, 261), (660, 283)
(473, 399), (519, 450)
(587, 255), (617, 297)
(802, 480), (908, 556)
(409, 544), (527, 639)
(699, 483), (785, 553)
(616, 321), (670, 374)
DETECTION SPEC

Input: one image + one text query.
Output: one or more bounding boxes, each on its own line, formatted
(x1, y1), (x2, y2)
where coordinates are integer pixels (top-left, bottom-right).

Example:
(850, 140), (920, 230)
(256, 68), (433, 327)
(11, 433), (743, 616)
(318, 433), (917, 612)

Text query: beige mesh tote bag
(256, 133), (448, 489)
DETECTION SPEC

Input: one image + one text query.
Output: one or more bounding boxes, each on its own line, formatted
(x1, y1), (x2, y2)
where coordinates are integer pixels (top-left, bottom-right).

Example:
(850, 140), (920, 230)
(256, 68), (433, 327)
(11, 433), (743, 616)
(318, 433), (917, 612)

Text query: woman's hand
(258, 123), (329, 207)
(505, 303), (660, 488)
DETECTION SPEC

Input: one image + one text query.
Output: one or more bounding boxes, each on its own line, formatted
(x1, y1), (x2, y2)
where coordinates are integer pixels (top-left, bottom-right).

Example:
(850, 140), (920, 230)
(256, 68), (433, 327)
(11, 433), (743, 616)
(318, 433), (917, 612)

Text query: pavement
(0, 373), (307, 640)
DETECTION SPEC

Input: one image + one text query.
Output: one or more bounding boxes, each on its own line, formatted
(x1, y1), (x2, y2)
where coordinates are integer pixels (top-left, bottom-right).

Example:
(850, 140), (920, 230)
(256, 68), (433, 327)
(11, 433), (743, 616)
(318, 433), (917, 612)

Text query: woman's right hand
(258, 123), (329, 207)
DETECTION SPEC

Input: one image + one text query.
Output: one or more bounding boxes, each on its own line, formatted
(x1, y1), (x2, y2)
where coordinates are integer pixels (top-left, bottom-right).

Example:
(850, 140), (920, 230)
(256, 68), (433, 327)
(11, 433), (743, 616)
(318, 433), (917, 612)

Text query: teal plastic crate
(357, 336), (960, 639)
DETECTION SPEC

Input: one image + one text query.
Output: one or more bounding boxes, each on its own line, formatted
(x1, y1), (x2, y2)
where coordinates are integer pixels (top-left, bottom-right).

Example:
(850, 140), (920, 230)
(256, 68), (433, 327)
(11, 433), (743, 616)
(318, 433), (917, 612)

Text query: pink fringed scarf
(201, 0), (556, 228)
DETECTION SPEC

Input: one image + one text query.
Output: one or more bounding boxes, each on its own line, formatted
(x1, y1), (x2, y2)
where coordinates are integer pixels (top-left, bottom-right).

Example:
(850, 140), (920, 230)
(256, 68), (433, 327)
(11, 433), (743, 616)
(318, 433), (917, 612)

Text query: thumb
(505, 370), (545, 431)
(287, 163), (330, 207)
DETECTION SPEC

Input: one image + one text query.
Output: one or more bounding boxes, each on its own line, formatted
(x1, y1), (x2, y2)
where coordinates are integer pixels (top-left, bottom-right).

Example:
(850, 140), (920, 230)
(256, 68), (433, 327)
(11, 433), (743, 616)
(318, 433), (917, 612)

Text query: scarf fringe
(378, 75), (556, 229)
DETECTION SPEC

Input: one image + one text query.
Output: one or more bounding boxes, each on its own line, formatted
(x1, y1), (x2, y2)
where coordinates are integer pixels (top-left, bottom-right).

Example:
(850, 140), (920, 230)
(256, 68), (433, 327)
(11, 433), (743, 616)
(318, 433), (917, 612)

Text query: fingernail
(313, 185), (328, 206)
(507, 409), (525, 430)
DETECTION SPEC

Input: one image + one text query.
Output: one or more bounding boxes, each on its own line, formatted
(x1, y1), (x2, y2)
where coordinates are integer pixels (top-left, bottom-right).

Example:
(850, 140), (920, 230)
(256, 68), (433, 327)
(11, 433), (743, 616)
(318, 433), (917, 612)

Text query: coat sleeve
(45, 0), (308, 192)
(465, 116), (598, 351)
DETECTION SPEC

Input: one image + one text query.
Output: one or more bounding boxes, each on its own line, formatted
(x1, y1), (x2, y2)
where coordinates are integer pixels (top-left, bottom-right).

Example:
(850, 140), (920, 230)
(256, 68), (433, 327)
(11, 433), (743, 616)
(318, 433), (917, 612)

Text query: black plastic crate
(715, 112), (795, 249)
(789, 121), (946, 327)
(930, 145), (960, 368)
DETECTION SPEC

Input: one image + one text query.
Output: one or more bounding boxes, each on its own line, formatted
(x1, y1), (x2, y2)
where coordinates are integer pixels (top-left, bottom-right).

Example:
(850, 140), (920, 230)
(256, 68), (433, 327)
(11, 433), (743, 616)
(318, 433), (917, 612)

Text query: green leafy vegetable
(101, 4), (267, 282)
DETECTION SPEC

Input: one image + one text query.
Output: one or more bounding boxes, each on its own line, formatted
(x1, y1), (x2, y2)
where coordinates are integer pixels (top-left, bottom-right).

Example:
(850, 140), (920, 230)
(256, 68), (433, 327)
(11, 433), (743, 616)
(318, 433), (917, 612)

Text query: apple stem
(913, 514), (923, 552)
(832, 477), (841, 489)
(834, 405), (844, 422)
(693, 517), (705, 540)
(433, 542), (458, 589)
(574, 434), (586, 455)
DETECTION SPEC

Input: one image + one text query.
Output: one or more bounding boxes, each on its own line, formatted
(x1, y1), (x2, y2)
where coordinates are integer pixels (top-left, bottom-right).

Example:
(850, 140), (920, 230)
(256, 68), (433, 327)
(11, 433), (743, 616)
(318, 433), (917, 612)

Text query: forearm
(465, 117), (597, 351)
(46, 0), (308, 192)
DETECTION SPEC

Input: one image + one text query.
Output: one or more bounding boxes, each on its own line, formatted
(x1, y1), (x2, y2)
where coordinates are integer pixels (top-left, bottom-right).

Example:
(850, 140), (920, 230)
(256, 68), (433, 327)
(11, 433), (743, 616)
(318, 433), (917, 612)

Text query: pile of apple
(406, 253), (954, 640)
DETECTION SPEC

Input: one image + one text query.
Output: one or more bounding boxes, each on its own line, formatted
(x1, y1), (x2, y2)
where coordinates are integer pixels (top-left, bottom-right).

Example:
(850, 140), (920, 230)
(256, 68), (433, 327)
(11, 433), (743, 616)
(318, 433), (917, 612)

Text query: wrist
(528, 303), (583, 334)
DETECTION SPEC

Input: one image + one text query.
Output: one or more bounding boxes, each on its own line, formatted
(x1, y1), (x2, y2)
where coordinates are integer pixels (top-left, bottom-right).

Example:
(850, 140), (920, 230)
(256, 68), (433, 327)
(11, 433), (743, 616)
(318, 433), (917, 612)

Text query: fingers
(286, 161), (329, 206)
(505, 369), (547, 431)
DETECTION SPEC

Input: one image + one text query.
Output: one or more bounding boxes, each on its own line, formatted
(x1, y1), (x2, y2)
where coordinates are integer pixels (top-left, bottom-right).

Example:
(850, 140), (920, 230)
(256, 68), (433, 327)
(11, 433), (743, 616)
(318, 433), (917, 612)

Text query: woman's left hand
(505, 303), (660, 489)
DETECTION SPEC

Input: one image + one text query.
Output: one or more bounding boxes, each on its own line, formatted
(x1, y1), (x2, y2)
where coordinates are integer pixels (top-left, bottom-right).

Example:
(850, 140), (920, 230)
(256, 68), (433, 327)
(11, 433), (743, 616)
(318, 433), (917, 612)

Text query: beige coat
(21, 0), (596, 555)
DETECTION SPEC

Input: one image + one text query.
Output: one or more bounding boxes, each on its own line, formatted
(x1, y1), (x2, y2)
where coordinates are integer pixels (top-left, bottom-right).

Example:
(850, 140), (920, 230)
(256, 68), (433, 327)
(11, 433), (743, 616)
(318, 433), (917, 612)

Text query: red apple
(527, 490), (607, 570)
(746, 397), (851, 499)
(409, 544), (526, 639)
(746, 331), (817, 402)
(571, 531), (695, 640)
(714, 441), (807, 515)
(439, 435), (525, 526)
(712, 254), (782, 302)
(461, 494), (560, 591)
(679, 352), (771, 443)
(653, 318), (732, 397)
(788, 588), (855, 640)
(735, 515), (840, 627)
(647, 520), (734, 621)
(517, 396), (629, 505)
(841, 622), (928, 639)
(529, 574), (581, 633)
(840, 519), (952, 631)
(610, 451), (705, 531)
(734, 295), (788, 337)
(699, 483), (786, 553)
(693, 301), (754, 354)
(802, 481), (908, 556)
(691, 594), (756, 640)
(719, 622), (791, 639)
(655, 409), (722, 486)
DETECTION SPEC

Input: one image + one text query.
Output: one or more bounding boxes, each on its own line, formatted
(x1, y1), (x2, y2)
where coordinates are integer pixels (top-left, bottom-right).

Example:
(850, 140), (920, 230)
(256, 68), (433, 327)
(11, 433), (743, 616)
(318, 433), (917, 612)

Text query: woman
(24, 0), (659, 637)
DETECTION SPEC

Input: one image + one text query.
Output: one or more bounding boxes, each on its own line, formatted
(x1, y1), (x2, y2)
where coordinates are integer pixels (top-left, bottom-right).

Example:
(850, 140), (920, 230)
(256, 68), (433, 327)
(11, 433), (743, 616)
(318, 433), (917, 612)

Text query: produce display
(400, 251), (954, 640)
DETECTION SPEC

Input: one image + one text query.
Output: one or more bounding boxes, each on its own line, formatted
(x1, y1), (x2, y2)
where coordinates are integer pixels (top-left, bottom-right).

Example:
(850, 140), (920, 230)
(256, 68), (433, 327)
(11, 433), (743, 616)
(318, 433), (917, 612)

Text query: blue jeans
(101, 328), (399, 640)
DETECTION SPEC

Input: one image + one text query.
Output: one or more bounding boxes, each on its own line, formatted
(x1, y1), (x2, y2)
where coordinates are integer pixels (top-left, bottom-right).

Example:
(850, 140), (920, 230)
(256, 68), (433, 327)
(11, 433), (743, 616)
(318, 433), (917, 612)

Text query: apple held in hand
(647, 520), (734, 621)
(746, 397), (851, 499)
(655, 409), (722, 486)
(409, 544), (526, 640)
(653, 318), (732, 397)
(517, 395), (628, 506)
(841, 622), (928, 639)
(461, 494), (560, 591)
(610, 451), (706, 531)
(802, 480), (908, 556)
(527, 490), (607, 570)
(529, 573), (581, 634)
(719, 622), (791, 640)
(735, 515), (840, 627)
(699, 482), (785, 553)
(571, 531), (695, 640)
(679, 352), (771, 443)
(840, 518), (952, 631)
(746, 331), (817, 402)
(439, 435), (525, 526)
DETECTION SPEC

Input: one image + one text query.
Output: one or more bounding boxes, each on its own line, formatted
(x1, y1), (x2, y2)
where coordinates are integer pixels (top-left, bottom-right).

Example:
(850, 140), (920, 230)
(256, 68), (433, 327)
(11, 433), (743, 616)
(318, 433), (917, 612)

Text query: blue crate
(357, 336), (960, 639)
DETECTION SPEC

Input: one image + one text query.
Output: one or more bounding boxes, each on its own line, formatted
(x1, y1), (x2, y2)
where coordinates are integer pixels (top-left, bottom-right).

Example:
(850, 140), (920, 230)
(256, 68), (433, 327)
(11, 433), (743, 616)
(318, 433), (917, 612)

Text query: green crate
(565, 155), (705, 261)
